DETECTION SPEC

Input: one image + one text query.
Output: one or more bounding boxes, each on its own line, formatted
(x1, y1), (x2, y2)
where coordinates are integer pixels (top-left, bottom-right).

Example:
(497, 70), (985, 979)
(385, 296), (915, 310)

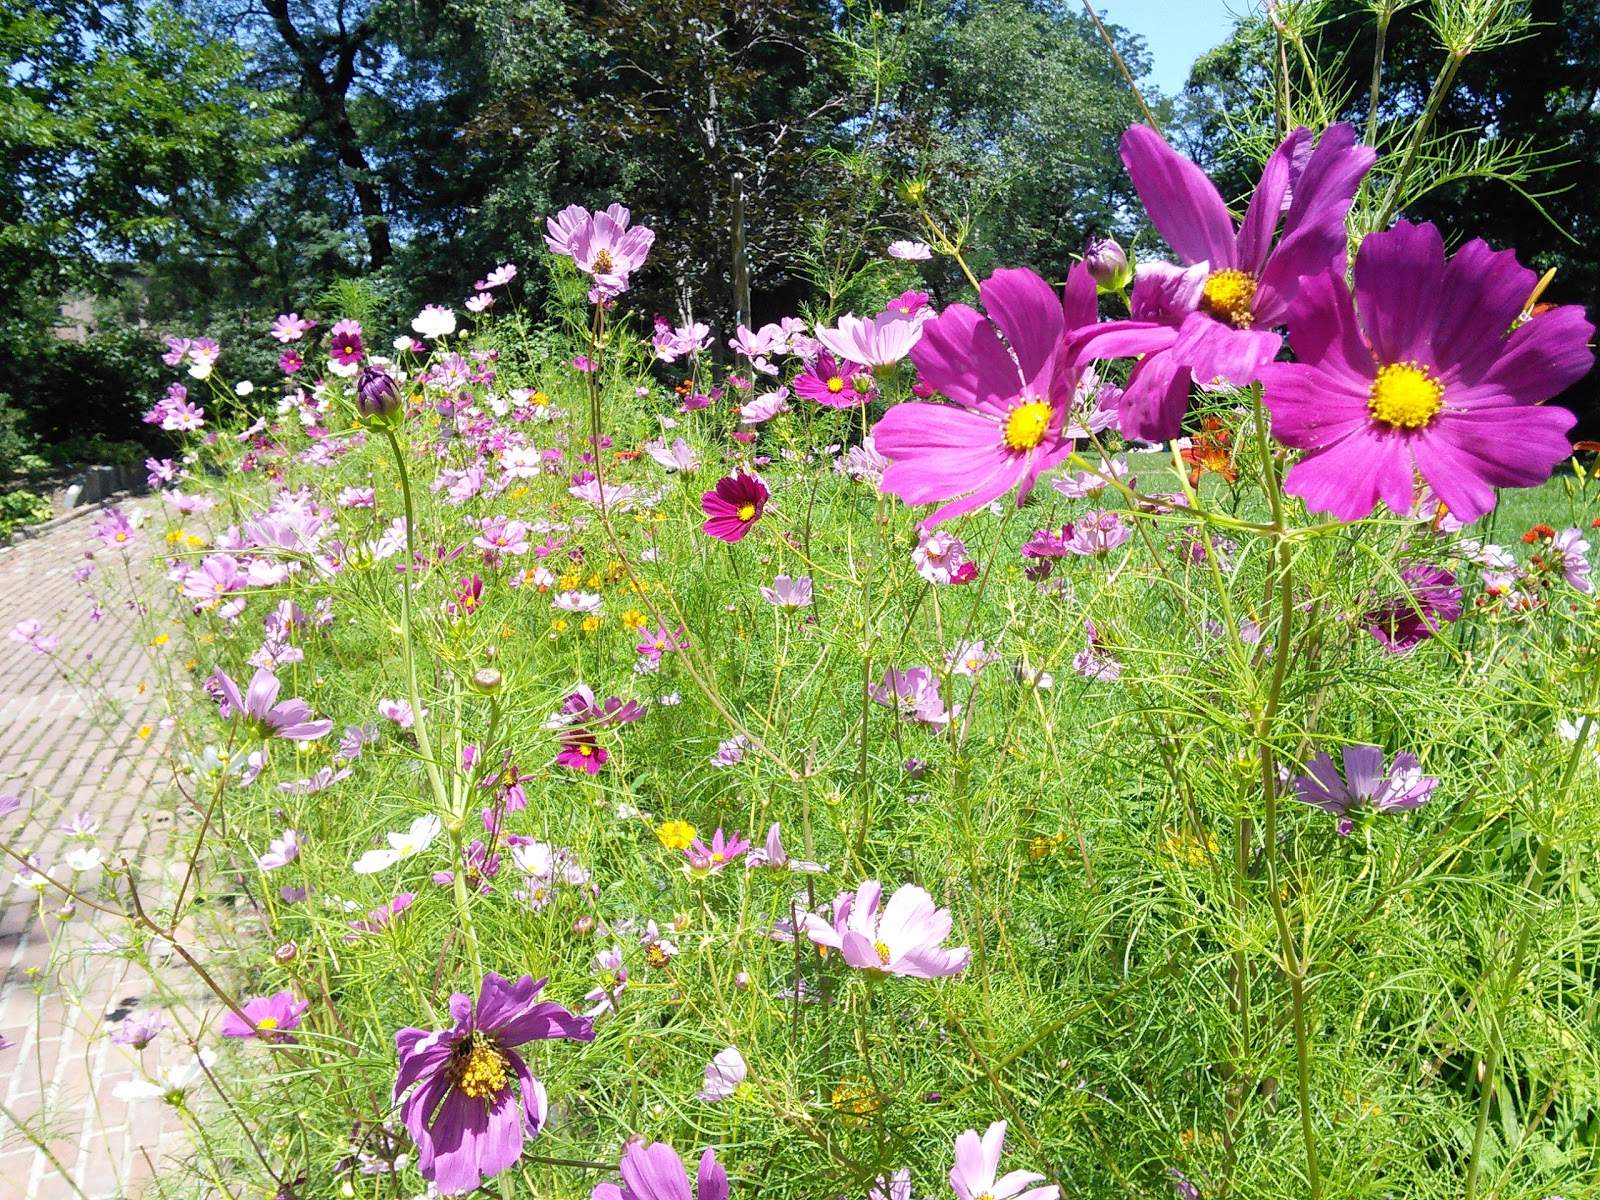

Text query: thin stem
(1080, 0), (1161, 132)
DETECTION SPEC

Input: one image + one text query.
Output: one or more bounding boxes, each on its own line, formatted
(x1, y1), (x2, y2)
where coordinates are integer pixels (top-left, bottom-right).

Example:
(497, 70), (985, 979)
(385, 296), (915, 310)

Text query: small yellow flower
(1028, 832), (1066, 860)
(831, 1079), (881, 1127)
(559, 572), (581, 590)
(1161, 826), (1220, 867)
(530, 391), (550, 406)
(507, 485), (529, 501)
(580, 616), (603, 633)
(164, 529), (185, 544)
(551, 618), (569, 632)
(656, 820), (696, 851)
(136, 724), (153, 740)
(151, 634), (170, 647)
(621, 609), (648, 631)
(585, 573), (602, 589)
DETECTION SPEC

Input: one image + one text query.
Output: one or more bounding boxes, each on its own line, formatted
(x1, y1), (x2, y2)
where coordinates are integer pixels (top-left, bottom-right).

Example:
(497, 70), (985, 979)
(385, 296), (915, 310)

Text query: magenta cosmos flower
(1259, 221), (1594, 522)
(701, 473), (769, 542)
(209, 666), (333, 741)
(556, 730), (608, 775)
(794, 350), (876, 408)
(1072, 124), (1375, 441)
(394, 973), (593, 1195)
(802, 879), (970, 977)
(685, 827), (750, 875)
(1363, 562), (1462, 652)
(949, 1121), (1058, 1200)
(221, 990), (308, 1041)
(593, 1141), (728, 1200)
(874, 264), (1097, 527)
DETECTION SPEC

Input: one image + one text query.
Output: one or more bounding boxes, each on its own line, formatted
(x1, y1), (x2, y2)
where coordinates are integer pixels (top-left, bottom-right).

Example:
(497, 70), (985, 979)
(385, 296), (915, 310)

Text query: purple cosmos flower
(335, 723), (376, 761)
(93, 507), (137, 549)
(947, 640), (999, 677)
(710, 734), (749, 767)
(1073, 619), (1123, 681)
(584, 946), (629, 1016)
(949, 1121), (1058, 1200)
(221, 990), (309, 1041)
(759, 574), (813, 609)
(815, 311), (924, 373)
(1072, 124), (1375, 441)
(1082, 236), (1132, 292)
(549, 684), (646, 729)
(746, 822), (827, 872)
(1064, 510), (1132, 558)
(685, 827), (750, 874)
(1364, 563), (1463, 652)
(871, 1169), (914, 1200)
(256, 830), (300, 871)
(645, 437), (700, 473)
(802, 879), (970, 977)
(480, 263), (518, 289)
(394, 973), (593, 1195)
(209, 666), (333, 741)
(1292, 744), (1437, 835)
(329, 319), (364, 366)
(1259, 220), (1594, 522)
(912, 529), (972, 585)
(112, 1011), (168, 1049)
(696, 1046), (748, 1102)
(701, 473), (769, 543)
(378, 698), (416, 728)
(876, 265), (1098, 527)
(592, 1141), (728, 1200)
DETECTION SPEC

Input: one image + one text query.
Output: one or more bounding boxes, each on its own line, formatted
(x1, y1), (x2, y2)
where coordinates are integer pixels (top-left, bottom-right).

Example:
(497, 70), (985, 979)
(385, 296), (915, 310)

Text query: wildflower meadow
(3, 3), (1600, 1200)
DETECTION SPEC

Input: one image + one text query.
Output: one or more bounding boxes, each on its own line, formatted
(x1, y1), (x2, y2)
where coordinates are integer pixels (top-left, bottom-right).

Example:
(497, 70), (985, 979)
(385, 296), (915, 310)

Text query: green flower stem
(381, 424), (482, 988)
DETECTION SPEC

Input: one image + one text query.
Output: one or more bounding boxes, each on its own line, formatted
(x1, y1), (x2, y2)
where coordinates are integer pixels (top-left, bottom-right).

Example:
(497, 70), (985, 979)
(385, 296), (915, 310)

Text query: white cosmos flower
(411, 306), (457, 339)
(113, 1049), (218, 1103)
(352, 815), (442, 874)
(64, 846), (104, 873)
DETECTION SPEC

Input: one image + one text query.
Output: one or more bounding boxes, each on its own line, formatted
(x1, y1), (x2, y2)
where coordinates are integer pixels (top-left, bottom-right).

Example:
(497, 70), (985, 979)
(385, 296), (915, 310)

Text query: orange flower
(1179, 417), (1238, 488)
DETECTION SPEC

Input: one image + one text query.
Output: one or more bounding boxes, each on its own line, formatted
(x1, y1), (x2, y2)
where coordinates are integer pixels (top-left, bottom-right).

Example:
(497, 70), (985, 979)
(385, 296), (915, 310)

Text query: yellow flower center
(256, 1016), (279, 1030)
(454, 1038), (510, 1100)
(579, 744), (593, 757)
(592, 248), (615, 274)
(1002, 400), (1052, 452)
(874, 940), (892, 964)
(646, 944), (670, 968)
(1200, 269), (1258, 328)
(827, 376), (844, 394)
(1367, 361), (1444, 429)
(736, 503), (757, 522)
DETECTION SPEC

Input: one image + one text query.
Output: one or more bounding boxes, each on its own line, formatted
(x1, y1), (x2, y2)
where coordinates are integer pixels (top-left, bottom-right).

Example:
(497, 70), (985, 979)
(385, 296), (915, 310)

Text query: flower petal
(1121, 125), (1236, 268)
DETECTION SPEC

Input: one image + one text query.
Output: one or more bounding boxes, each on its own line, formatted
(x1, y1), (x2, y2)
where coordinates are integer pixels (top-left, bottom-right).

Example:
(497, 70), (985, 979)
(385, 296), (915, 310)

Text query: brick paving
(0, 510), (195, 1200)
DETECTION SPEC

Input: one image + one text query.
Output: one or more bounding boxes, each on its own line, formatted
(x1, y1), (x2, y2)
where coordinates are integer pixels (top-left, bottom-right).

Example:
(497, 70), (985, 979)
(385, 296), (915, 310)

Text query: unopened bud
(1083, 236), (1132, 293)
(355, 366), (402, 422)
(734, 971), (751, 990)
(274, 941), (299, 964)
(572, 915), (596, 936)
(471, 667), (502, 694)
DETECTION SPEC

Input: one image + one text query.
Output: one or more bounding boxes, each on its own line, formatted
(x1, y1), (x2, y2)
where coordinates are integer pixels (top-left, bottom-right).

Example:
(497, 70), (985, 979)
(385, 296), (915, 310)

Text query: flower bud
(903, 757), (928, 779)
(274, 941), (298, 964)
(471, 667), (502, 694)
(734, 971), (751, 991)
(572, 915), (596, 936)
(355, 366), (402, 421)
(1083, 236), (1132, 293)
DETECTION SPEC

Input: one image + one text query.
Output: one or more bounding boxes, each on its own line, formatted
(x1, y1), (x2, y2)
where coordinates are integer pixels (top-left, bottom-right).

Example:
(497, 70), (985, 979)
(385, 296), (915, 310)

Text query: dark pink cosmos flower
(700, 473), (769, 542)
(592, 1141), (728, 1200)
(1259, 221), (1594, 523)
(556, 730), (608, 774)
(394, 973), (592, 1195)
(793, 350), (875, 409)
(209, 665), (334, 741)
(329, 319), (364, 366)
(684, 827), (750, 875)
(221, 990), (308, 1041)
(279, 349), (303, 374)
(1363, 563), (1462, 652)
(1072, 124), (1375, 441)
(874, 264), (1098, 528)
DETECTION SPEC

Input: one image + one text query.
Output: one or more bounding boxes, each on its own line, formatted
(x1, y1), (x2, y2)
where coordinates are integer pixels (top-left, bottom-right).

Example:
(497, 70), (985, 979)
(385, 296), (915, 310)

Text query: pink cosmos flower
(887, 239), (933, 261)
(329, 319), (365, 366)
(466, 292), (495, 313)
(479, 263), (518, 289)
(1292, 743), (1436, 836)
(255, 830), (300, 871)
(548, 203), (656, 295)
(378, 698), (417, 728)
(794, 350), (875, 408)
(802, 879), (970, 977)
(700, 473), (769, 542)
(1073, 619), (1123, 681)
(948, 1121), (1058, 1200)
(746, 822), (826, 872)
(875, 265), (1097, 527)
(1548, 528), (1594, 593)
(871, 666), (953, 728)
(912, 529), (971, 584)
(271, 313), (315, 343)
(685, 827), (750, 874)
(815, 311), (924, 373)
(636, 624), (687, 660)
(696, 1046), (748, 1102)
(1064, 510), (1131, 557)
(592, 1141), (728, 1200)
(646, 437), (699, 473)
(759, 574), (813, 609)
(279, 349), (303, 374)
(740, 388), (790, 424)
(1364, 563), (1462, 652)
(1259, 220), (1594, 523)
(210, 666), (334, 741)
(93, 507), (138, 548)
(1070, 123), (1375, 441)
(221, 990), (308, 1041)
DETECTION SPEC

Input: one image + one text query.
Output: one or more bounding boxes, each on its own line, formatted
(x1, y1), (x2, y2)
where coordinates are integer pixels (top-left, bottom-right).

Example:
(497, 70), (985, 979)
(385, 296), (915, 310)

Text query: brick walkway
(0, 510), (192, 1200)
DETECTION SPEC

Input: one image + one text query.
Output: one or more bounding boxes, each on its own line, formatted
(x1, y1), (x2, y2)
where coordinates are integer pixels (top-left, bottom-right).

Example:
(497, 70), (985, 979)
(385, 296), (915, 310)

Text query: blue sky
(1098, 0), (1247, 93)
